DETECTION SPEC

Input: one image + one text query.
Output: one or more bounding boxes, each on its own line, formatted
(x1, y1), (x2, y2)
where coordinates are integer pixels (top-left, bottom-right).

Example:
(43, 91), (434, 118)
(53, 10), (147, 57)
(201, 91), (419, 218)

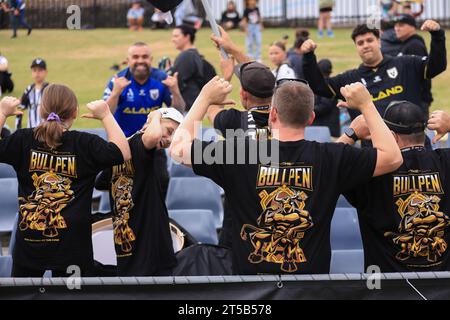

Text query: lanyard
(401, 146), (426, 153)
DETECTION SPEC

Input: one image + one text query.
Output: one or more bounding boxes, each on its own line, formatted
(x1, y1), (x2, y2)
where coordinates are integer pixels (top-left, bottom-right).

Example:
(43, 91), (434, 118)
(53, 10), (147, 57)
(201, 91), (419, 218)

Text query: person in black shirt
(394, 14), (433, 117)
(96, 108), (182, 276)
(312, 59), (340, 138)
(172, 24), (216, 111)
(169, 77), (403, 274)
(339, 101), (450, 272)
(221, 1), (241, 31)
(381, 19), (403, 57)
(287, 29), (310, 80)
(0, 85), (130, 277)
(301, 21), (446, 120)
(208, 29), (275, 248)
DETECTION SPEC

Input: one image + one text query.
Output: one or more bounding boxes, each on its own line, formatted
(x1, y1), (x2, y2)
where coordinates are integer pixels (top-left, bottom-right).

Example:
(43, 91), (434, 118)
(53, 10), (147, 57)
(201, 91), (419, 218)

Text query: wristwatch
(344, 127), (359, 142)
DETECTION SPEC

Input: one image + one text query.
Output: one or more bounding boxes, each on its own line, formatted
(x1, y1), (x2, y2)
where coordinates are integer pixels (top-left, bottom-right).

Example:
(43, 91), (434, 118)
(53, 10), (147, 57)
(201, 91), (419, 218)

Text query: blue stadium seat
(98, 192), (111, 213)
(305, 126), (332, 143)
(0, 256), (12, 277)
(169, 209), (218, 245)
(0, 163), (16, 178)
(330, 208), (363, 250)
(8, 214), (18, 255)
(336, 195), (352, 208)
(0, 178), (19, 234)
(166, 177), (224, 229)
(170, 162), (197, 178)
(78, 128), (107, 141)
(330, 249), (364, 274)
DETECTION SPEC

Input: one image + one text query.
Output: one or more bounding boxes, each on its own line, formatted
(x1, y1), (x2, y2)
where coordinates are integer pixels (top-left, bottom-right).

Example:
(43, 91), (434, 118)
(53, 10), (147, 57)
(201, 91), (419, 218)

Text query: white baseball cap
(158, 107), (184, 124)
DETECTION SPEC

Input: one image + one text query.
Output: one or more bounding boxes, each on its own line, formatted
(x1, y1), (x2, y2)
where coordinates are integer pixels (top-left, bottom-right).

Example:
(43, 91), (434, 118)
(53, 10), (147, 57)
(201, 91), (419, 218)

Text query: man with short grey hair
(170, 77), (403, 275)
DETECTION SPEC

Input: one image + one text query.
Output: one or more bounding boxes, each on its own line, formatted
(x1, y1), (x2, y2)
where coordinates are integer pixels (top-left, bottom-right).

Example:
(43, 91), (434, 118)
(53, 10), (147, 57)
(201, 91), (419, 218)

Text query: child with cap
(95, 107), (183, 276)
(16, 58), (49, 129)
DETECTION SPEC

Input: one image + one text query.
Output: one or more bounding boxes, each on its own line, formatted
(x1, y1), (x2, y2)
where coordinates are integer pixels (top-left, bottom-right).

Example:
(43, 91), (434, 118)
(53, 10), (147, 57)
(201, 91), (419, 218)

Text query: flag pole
(200, 0), (228, 59)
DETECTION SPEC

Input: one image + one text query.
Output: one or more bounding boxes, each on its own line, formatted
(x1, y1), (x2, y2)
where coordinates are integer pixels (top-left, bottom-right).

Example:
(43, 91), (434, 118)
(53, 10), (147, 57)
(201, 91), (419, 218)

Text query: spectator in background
(172, 24), (216, 111)
(243, 0), (263, 62)
(0, 1), (8, 29)
(312, 59), (340, 138)
(381, 19), (403, 57)
(392, 0), (424, 18)
(151, 8), (169, 29)
(221, 1), (241, 30)
(16, 58), (49, 129)
(0, 54), (13, 97)
(394, 14), (432, 117)
(269, 41), (298, 81)
(380, 0), (395, 20)
(318, 0), (335, 38)
(9, 0), (32, 39)
(174, 0), (202, 28)
(127, 0), (145, 31)
(287, 29), (310, 80)
(395, 14), (426, 56)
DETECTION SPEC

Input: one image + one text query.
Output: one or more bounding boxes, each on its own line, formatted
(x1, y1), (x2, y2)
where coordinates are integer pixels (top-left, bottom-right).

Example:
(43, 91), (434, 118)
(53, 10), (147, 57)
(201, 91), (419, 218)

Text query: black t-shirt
(398, 34), (433, 107)
(213, 107), (270, 248)
(244, 7), (261, 24)
(221, 10), (240, 27)
(0, 129), (124, 271)
(214, 108), (270, 139)
(96, 133), (176, 276)
(192, 138), (377, 274)
(344, 147), (450, 272)
(172, 48), (204, 110)
(304, 30), (446, 119)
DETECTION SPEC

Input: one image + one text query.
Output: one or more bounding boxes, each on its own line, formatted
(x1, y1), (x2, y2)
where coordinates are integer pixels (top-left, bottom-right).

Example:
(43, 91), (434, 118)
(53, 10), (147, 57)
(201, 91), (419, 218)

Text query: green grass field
(0, 27), (449, 129)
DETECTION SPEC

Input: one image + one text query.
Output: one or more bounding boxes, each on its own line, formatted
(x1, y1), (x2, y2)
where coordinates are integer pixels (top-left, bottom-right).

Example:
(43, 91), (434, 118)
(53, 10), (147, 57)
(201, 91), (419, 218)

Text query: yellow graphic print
(112, 175), (136, 253)
(241, 185), (313, 272)
(18, 172), (74, 238)
(385, 192), (450, 264)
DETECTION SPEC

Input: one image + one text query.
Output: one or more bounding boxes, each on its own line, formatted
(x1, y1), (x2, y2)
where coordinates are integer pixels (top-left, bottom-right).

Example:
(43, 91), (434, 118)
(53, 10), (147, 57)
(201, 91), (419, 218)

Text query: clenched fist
(338, 83), (374, 112)
(300, 39), (318, 55)
(421, 20), (441, 32)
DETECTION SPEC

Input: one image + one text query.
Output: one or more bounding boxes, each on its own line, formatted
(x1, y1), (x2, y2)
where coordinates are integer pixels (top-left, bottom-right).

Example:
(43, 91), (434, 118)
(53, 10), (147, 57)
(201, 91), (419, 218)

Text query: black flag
(147, 0), (183, 12)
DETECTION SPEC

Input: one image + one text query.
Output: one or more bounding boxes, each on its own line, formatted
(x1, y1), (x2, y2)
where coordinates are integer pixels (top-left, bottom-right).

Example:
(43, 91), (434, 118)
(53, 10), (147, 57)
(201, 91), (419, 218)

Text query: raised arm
(82, 100), (131, 161)
(105, 76), (131, 115)
(170, 77), (234, 166)
(210, 26), (251, 64)
(337, 83), (403, 177)
(0, 97), (23, 131)
(162, 72), (186, 114)
(427, 110), (450, 144)
(301, 39), (337, 99)
(141, 110), (163, 150)
(421, 20), (447, 79)
(206, 55), (235, 124)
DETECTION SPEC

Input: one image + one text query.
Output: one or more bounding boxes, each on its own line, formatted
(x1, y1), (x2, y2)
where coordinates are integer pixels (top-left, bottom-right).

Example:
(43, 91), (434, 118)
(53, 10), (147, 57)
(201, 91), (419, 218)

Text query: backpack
(198, 55), (217, 88)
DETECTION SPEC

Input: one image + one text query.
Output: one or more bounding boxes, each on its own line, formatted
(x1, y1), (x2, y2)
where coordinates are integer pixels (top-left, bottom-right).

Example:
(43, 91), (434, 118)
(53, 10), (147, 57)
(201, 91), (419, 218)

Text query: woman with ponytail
(0, 84), (130, 277)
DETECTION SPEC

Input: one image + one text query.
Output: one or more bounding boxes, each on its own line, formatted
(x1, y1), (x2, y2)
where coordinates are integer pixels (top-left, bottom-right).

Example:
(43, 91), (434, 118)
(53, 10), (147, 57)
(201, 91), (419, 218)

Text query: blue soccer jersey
(103, 68), (171, 137)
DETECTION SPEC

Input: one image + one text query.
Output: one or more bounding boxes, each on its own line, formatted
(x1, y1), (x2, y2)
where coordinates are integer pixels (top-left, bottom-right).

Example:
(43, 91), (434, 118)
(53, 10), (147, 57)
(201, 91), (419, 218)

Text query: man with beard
(103, 42), (185, 198)
(104, 42), (185, 137)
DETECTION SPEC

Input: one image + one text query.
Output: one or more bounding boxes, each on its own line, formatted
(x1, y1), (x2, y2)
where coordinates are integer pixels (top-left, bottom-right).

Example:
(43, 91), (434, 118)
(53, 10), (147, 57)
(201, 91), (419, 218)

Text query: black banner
(1, 276), (450, 300)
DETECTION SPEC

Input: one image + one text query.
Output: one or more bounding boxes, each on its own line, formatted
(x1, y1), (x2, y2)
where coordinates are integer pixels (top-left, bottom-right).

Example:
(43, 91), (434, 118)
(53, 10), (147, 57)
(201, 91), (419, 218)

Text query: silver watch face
(345, 128), (355, 136)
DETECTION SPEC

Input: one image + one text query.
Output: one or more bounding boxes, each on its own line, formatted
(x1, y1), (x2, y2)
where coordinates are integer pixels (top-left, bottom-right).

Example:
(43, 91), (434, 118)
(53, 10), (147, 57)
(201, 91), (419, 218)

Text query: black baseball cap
(30, 58), (47, 69)
(234, 62), (276, 99)
(383, 101), (427, 134)
(394, 14), (417, 28)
